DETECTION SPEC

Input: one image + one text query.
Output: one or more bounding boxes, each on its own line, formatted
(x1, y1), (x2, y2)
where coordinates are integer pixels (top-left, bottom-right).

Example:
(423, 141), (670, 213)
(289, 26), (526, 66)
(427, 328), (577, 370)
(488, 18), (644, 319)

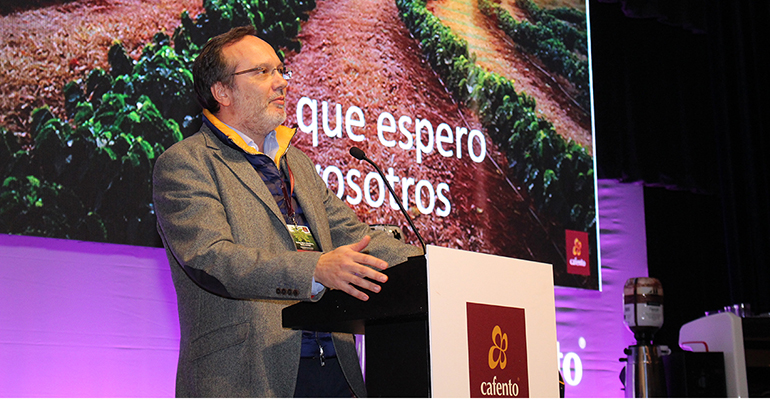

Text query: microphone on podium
(349, 147), (426, 253)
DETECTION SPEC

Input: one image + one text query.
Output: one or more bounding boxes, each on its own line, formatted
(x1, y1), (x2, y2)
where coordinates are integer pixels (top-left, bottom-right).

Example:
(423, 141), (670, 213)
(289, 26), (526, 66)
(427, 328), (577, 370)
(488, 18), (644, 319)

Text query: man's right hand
(313, 235), (389, 301)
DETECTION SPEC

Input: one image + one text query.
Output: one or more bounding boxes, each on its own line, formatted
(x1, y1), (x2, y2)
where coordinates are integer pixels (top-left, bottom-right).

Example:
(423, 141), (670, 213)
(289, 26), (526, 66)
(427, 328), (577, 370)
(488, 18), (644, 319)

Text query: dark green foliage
(84, 68), (113, 110)
(0, 126), (24, 177)
(0, 175), (107, 241)
(173, 0), (314, 56)
(547, 6), (587, 28)
(396, 0), (595, 232)
(108, 41), (134, 78)
(1, 96), (182, 245)
(517, 0), (587, 52)
(63, 81), (85, 119)
(134, 44), (198, 128)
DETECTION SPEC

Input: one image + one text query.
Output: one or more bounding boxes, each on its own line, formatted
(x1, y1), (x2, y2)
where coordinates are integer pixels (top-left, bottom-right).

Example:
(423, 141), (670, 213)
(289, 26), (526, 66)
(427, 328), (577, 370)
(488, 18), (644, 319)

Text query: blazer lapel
(201, 126), (286, 225)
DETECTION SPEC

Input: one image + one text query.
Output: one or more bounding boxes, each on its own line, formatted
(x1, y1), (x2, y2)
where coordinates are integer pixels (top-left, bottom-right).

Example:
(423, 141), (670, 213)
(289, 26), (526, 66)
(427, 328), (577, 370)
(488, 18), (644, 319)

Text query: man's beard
(241, 101), (286, 138)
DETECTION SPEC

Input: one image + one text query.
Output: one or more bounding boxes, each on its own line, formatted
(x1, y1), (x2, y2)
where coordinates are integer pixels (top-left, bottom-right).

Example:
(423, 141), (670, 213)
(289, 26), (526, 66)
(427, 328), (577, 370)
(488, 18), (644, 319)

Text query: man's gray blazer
(153, 124), (421, 397)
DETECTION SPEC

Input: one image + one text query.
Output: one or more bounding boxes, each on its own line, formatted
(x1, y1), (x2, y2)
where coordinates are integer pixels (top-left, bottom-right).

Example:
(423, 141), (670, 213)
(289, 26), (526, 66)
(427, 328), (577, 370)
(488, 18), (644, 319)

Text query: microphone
(349, 146), (367, 161)
(349, 147), (426, 253)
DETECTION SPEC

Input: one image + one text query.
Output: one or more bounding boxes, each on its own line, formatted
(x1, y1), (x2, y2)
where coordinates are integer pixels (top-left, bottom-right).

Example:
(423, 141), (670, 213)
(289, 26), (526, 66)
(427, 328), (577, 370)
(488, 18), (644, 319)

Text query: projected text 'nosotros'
(297, 96), (489, 218)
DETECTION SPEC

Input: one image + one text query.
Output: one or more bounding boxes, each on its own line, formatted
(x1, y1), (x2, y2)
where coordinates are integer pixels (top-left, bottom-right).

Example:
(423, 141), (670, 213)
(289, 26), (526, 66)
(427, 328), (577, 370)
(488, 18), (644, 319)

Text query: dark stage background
(590, 0), (770, 347)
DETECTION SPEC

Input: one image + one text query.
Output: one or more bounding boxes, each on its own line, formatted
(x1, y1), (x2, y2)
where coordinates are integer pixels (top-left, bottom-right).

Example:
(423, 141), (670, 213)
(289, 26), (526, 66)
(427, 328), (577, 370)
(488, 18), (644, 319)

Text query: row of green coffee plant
(0, 0), (314, 245)
(516, 0), (587, 52)
(396, 0), (595, 232)
(547, 7), (587, 28)
(478, 0), (589, 111)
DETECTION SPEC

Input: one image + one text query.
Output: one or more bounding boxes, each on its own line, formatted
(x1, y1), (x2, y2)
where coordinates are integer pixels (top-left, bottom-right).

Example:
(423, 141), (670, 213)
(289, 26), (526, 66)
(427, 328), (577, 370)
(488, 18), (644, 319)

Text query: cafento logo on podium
(467, 302), (529, 397)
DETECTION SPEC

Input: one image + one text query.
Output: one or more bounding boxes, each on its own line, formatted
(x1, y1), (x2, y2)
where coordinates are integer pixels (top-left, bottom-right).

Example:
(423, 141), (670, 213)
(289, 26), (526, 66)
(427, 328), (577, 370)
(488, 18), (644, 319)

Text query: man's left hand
(313, 235), (389, 301)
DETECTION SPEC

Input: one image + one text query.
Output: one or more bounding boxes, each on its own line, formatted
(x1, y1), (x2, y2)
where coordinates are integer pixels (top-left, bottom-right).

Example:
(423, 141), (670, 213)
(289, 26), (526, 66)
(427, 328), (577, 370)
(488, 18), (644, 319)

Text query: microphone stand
(349, 147), (427, 254)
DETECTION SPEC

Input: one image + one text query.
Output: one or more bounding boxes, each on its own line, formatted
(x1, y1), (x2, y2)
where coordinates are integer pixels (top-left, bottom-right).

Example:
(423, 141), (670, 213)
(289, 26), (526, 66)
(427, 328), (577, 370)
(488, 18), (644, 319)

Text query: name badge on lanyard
(287, 224), (320, 251)
(281, 156), (320, 252)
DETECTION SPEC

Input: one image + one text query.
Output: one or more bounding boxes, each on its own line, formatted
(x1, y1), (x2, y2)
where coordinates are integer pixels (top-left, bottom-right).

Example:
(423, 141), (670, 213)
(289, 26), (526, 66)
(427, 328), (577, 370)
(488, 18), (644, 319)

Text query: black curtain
(590, 0), (770, 333)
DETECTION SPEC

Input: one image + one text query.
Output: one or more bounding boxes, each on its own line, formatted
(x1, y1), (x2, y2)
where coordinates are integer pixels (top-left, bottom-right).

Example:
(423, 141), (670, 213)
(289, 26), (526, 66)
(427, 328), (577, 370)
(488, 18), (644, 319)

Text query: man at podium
(152, 26), (421, 397)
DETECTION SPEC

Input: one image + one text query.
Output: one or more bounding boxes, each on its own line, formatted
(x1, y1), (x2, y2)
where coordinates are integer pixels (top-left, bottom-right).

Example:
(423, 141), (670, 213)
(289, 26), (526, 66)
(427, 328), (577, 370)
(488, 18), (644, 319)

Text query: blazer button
(281, 288), (287, 295)
(293, 289), (299, 296)
(276, 288), (281, 295)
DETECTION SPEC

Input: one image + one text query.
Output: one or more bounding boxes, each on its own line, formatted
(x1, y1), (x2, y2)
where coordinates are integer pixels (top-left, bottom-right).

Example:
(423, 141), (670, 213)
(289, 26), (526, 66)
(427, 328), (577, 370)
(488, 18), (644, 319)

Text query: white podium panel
(426, 245), (559, 398)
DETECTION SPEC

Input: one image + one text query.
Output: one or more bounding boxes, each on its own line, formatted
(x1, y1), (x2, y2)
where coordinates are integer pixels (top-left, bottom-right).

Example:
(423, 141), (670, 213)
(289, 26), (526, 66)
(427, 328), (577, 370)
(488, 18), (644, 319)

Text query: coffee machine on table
(620, 277), (668, 397)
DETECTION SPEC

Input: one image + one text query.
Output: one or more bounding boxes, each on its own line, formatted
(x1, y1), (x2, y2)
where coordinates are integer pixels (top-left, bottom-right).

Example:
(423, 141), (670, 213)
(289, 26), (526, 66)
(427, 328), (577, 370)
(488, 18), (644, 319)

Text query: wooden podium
(282, 245), (558, 397)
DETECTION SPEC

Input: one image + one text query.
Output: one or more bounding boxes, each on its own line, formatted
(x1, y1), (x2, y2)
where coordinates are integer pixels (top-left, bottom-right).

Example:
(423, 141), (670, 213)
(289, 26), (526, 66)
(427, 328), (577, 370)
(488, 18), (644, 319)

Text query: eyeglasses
(231, 65), (293, 81)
